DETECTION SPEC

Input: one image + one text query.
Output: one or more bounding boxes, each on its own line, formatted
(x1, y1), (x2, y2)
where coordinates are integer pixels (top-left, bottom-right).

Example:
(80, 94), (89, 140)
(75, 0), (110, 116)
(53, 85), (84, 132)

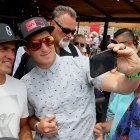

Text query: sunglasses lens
(74, 42), (79, 46)
(28, 36), (54, 51)
(80, 43), (85, 47)
(111, 40), (118, 44)
(62, 28), (71, 34)
(29, 41), (41, 51)
(71, 30), (76, 35)
(55, 20), (76, 35)
(62, 28), (76, 35)
(44, 36), (54, 46)
(74, 42), (85, 47)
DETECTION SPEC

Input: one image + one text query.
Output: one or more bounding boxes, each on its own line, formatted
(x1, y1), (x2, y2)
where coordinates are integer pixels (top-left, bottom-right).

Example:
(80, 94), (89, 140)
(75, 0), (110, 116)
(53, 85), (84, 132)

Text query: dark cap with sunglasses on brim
(19, 17), (55, 39)
(0, 23), (26, 47)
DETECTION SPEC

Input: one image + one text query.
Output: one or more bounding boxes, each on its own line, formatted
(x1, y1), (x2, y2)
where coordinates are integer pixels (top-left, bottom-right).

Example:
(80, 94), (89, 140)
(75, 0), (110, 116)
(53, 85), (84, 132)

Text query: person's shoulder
(7, 74), (20, 82)
(21, 70), (32, 81)
(60, 55), (88, 61)
(68, 55), (89, 68)
(7, 75), (26, 87)
(57, 55), (89, 70)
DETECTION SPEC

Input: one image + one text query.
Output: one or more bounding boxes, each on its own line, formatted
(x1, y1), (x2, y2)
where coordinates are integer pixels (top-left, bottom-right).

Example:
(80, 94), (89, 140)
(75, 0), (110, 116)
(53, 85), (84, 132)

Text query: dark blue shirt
(112, 93), (140, 140)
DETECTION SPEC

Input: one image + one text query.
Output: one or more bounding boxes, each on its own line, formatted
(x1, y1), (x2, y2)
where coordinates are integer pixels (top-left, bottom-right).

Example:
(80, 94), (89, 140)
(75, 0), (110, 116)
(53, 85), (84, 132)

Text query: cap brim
(0, 38), (27, 48)
(25, 26), (55, 39)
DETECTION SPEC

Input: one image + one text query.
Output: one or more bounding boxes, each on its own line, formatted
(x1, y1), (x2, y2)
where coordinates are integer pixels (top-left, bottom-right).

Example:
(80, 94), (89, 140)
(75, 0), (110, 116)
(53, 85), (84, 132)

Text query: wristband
(34, 121), (40, 132)
(127, 72), (140, 79)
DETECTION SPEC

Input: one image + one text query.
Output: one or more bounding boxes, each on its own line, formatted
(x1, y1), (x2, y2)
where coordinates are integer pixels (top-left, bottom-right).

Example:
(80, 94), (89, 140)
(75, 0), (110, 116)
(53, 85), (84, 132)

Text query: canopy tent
(0, 0), (140, 23)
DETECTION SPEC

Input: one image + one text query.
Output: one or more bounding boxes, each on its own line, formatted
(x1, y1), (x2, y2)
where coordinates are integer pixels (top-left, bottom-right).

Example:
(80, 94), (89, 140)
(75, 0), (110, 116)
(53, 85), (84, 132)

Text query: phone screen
(89, 49), (116, 78)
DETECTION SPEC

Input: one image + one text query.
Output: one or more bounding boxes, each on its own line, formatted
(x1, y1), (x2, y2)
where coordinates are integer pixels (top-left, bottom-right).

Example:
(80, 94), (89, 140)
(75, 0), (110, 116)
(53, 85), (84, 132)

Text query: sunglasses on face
(54, 20), (76, 35)
(110, 40), (118, 44)
(28, 36), (54, 51)
(74, 42), (85, 47)
(111, 40), (133, 44)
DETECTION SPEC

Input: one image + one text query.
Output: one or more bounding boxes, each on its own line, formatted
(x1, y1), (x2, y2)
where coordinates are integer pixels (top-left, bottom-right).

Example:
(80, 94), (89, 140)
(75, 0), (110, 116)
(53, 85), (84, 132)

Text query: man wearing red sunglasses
(18, 16), (140, 140)
(13, 5), (80, 79)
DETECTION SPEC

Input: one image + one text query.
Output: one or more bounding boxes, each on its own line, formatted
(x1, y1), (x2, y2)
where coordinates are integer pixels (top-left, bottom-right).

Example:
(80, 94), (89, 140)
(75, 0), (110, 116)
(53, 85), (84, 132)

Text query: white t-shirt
(0, 75), (28, 139)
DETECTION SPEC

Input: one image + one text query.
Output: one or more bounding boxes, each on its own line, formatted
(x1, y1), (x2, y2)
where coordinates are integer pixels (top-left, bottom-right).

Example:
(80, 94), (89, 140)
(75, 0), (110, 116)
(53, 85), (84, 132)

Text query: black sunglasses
(111, 40), (133, 44)
(110, 40), (118, 44)
(74, 42), (85, 47)
(54, 20), (76, 35)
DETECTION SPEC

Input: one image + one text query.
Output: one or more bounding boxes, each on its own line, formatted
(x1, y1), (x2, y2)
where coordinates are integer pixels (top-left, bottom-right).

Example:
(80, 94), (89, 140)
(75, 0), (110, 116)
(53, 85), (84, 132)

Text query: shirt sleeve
(75, 56), (105, 90)
(87, 73), (105, 90)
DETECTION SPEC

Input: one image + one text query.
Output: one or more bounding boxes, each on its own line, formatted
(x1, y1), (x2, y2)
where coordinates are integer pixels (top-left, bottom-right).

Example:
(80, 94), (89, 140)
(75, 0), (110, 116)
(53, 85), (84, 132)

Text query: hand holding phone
(90, 49), (116, 78)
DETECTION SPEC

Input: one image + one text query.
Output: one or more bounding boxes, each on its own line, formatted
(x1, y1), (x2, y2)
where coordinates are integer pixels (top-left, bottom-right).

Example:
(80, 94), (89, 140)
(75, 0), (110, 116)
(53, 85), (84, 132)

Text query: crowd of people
(0, 4), (140, 140)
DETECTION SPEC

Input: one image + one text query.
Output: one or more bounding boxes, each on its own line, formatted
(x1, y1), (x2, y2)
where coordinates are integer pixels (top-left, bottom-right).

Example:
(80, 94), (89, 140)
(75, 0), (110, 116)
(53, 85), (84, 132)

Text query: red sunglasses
(28, 36), (54, 51)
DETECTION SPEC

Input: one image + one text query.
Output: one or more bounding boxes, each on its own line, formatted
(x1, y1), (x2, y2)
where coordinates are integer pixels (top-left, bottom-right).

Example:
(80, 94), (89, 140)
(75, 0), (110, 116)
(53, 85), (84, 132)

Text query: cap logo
(5, 26), (12, 36)
(25, 18), (45, 32)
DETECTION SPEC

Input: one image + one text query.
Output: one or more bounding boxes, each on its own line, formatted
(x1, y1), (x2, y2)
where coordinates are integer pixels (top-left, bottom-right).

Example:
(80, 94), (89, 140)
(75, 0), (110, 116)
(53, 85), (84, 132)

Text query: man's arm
(102, 71), (140, 94)
(101, 43), (140, 94)
(19, 118), (33, 140)
(29, 115), (58, 137)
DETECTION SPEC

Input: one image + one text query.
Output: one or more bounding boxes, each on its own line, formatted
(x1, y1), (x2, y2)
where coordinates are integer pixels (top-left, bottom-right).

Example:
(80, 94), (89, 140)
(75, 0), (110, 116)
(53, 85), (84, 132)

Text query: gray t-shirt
(21, 55), (104, 140)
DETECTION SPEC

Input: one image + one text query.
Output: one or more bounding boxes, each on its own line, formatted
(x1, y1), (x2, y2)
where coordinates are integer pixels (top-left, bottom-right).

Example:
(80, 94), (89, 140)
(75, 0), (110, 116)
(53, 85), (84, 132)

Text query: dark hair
(114, 28), (138, 46)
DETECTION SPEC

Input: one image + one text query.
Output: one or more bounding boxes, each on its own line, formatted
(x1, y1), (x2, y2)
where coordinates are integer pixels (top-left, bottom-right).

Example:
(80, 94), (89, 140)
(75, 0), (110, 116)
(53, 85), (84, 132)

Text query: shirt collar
(36, 54), (60, 75)
(48, 54), (60, 74)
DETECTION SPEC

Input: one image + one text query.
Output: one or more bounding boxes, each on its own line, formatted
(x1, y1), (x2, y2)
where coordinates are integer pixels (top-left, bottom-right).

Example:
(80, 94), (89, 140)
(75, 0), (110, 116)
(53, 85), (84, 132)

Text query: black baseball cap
(0, 23), (26, 47)
(19, 17), (54, 39)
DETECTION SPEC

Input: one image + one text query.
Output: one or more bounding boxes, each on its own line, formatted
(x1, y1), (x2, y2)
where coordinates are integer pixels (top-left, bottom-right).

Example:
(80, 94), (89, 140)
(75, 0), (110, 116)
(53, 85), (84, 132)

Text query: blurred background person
(93, 28), (139, 140)
(91, 31), (100, 55)
(73, 34), (88, 56)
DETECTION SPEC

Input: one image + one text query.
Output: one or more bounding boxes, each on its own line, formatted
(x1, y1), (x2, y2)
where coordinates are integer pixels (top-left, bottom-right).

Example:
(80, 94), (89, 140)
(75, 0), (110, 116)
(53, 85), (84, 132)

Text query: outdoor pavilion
(0, 0), (140, 46)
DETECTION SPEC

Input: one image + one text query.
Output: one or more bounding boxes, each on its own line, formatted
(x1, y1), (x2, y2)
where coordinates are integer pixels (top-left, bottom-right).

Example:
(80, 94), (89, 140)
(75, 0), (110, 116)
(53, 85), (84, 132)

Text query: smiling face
(25, 30), (56, 69)
(0, 41), (16, 75)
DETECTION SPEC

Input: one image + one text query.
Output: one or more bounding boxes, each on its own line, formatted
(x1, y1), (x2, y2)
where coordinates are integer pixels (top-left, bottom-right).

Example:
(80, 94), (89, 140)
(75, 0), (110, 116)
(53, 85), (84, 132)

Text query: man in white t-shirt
(0, 23), (33, 140)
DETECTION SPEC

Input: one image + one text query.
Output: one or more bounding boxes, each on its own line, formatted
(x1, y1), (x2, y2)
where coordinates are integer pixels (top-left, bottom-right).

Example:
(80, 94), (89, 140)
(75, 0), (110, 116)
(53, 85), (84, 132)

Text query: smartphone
(89, 49), (116, 78)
